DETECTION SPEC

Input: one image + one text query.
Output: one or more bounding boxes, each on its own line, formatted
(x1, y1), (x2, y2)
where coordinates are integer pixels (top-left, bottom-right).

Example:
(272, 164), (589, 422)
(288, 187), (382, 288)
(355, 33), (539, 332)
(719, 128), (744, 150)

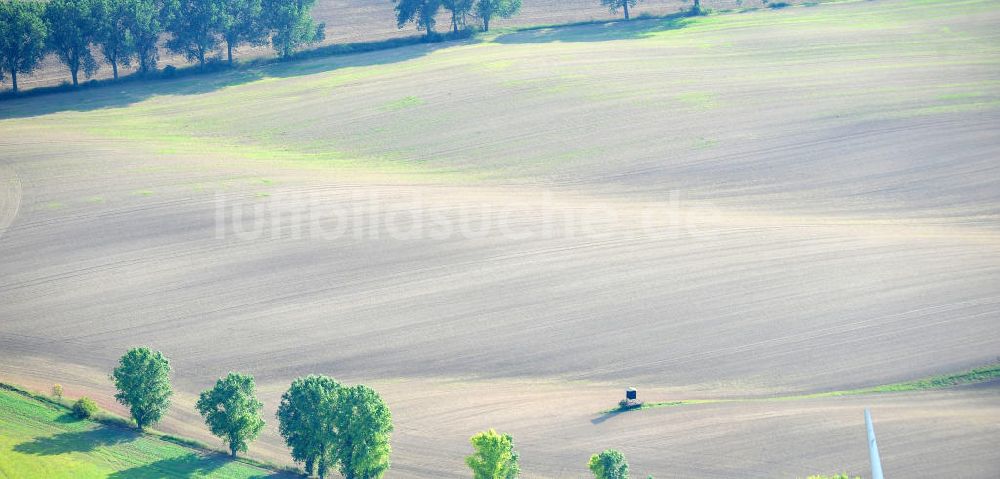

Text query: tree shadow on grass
(107, 454), (226, 479)
(107, 453), (291, 479)
(0, 37), (467, 121)
(13, 425), (140, 455)
(53, 412), (80, 424)
(494, 13), (695, 44)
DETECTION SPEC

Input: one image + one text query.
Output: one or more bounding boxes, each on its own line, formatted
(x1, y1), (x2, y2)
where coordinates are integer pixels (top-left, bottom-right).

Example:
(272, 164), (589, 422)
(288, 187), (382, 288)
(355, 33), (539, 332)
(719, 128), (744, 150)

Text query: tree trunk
(623, 0), (630, 20)
(452, 12), (458, 34)
(11, 70), (17, 94)
(693, 0), (701, 14)
(230, 445), (237, 458)
(227, 41), (233, 64)
(317, 455), (327, 478)
(483, 16), (490, 32)
(71, 67), (79, 87)
(111, 58), (118, 80)
(198, 48), (205, 68)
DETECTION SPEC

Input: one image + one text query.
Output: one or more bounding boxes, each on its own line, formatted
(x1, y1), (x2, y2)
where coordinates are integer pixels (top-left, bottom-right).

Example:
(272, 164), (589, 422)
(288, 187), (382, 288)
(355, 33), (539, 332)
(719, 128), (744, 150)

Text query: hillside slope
(0, 0), (998, 477)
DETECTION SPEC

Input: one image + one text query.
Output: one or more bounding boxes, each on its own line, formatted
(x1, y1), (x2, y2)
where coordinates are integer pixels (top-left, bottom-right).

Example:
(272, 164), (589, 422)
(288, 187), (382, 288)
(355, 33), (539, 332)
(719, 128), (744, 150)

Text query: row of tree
(394, 0), (522, 35)
(0, 0), (684, 94)
(393, 0), (678, 35)
(0, 0), (323, 93)
(108, 347), (390, 478)
(104, 347), (645, 478)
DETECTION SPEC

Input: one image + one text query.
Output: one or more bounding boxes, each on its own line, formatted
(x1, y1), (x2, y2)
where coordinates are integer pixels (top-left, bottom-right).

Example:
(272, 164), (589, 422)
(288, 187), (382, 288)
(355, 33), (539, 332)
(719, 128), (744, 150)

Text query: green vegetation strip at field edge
(0, 383), (291, 478)
(605, 362), (1000, 413)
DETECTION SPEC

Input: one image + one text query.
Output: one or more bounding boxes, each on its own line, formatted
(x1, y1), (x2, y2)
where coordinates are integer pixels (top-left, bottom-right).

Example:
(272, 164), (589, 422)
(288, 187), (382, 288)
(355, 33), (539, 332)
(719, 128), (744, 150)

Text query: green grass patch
(937, 91), (985, 100)
(30, 109), (472, 182)
(676, 92), (719, 109)
(382, 96), (425, 111)
(0, 384), (290, 478)
(693, 137), (720, 149)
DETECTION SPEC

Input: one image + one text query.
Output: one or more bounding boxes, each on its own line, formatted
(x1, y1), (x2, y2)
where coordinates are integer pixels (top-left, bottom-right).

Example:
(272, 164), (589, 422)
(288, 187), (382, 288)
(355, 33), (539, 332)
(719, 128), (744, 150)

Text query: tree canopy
(589, 449), (630, 479)
(216, 0), (267, 64)
(164, 0), (220, 67)
(475, 0), (520, 32)
(110, 347), (173, 431)
(92, 0), (134, 79)
(195, 372), (266, 458)
(442, 0), (473, 34)
(333, 385), (393, 479)
(466, 429), (520, 479)
(44, 0), (100, 86)
(123, 0), (165, 74)
(264, 0), (324, 58)
(0, 0), (47, 93)
(601, 0), (639, 21)
(394, 0), (441, 38)
(277, 376), (394, 479)
(277, 375), (342, 478)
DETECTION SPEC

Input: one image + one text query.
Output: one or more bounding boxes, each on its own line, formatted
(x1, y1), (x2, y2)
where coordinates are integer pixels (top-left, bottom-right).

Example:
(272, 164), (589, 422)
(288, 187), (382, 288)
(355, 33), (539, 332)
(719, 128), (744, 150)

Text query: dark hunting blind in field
(619, 387), (642, 410)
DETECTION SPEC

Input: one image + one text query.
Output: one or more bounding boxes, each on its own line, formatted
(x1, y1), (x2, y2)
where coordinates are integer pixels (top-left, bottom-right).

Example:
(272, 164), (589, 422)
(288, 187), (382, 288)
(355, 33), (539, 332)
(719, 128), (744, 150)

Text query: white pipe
(865, 408), (885, 479)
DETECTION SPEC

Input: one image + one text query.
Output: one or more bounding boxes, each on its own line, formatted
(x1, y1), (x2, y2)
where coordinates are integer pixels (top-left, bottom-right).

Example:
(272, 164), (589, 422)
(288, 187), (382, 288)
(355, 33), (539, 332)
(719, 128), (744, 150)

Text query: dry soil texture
(1, 0), (999, 477)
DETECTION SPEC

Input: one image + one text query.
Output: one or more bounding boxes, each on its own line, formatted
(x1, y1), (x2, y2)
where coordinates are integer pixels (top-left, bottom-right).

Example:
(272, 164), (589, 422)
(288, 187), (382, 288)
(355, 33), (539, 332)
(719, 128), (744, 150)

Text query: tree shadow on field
(13, 425), (140, 455)
(590, 408), (629, 425)
(0, 38), (463, 121)
(494, 13), (694, 44)
(107, 453), (292, 479)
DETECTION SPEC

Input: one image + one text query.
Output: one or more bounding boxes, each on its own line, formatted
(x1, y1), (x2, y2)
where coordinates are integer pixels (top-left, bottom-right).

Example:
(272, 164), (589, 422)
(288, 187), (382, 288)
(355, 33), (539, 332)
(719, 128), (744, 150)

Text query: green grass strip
(605, 362), (1000, 413)
(0, 382), (295, 478)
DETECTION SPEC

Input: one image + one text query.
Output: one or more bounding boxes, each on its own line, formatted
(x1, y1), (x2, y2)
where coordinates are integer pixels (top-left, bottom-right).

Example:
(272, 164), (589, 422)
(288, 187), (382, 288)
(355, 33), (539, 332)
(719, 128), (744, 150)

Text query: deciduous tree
(196, 372), (265, 458)
(164, 0), (220, 67)
(93, 0), (133, 79)
(44, 0), (100, 86)
(73, 397), (100, 419)
(466, 429), (520, 479)
(216, 0), (267, 64)
(601, 0), (639, 21)
(277, 375), (342, 478)
(0, 0), (48, 93)
(588, 449), (629, 479)
(442, 0), (472, 34)
(111, 347), (172, 431)
(123, 0), (166, 74)
(394, 0), (441, 38)
(263, 0), (324, 59)
(333, 385), (393, 479)
(474, 0), (520, 32)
